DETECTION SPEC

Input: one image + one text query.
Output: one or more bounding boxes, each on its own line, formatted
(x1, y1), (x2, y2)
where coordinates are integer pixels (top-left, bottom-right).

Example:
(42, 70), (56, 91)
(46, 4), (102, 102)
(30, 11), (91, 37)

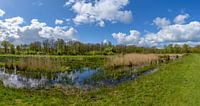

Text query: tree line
(0, 39), (198, 55)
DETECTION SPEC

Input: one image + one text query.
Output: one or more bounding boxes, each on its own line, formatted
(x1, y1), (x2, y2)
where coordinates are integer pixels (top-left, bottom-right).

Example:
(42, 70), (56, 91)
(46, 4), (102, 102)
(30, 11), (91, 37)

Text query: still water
(0, 67), (157, 89)
(0, 67), (98, 89)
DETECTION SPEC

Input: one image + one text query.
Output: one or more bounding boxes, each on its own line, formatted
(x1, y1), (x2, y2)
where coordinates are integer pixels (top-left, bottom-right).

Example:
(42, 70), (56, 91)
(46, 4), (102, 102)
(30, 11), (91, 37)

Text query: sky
(0, 0), (200, 47)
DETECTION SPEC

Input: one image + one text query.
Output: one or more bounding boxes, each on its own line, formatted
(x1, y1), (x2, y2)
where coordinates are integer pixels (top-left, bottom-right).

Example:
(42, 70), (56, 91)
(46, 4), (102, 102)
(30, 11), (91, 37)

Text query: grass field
(0, 54), (199, 105)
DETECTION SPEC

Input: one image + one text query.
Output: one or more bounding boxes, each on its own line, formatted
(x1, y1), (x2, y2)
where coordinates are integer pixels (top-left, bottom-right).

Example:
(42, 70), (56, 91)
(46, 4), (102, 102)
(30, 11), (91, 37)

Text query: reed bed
(108, 54), (160, 68)
(3, 56), (105, 72)
(4, 57), (70, 72)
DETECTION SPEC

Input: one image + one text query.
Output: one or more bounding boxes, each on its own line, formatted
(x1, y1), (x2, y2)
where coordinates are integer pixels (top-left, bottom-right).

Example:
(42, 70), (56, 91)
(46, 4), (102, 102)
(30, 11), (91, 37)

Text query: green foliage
(1, 40), (11, 53)
(103, 46), (114, 55)
(104, 42), (114, 55)
(10, 44), (15, 54)
(0, 39), (198, 55)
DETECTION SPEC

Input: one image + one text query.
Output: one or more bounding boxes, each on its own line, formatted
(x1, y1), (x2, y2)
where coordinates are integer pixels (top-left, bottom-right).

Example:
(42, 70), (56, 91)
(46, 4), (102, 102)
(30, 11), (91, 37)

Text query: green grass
(0, 54), (200, 105)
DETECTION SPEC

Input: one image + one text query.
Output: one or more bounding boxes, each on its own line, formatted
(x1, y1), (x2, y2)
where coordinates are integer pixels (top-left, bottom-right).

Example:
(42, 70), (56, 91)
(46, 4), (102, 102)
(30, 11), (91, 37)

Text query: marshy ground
(0, 53), (197, 106)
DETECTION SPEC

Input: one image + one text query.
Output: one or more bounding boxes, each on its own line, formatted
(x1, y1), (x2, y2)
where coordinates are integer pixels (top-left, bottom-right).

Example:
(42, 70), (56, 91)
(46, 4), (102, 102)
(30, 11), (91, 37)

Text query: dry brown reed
(108, 53), (160, 68)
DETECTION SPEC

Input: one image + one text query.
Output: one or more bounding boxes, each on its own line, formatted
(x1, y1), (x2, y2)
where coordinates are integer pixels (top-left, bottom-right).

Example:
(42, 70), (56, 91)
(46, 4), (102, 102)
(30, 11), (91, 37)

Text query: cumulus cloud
(55, 19), (64, 25)
(5, 16), (24, 25)
(113, 13), (200, 47)
(66, 0), (133, 27)
(0, 17), (77, 45)
(174, 14), (189, 24)
(149, 21), (200, 43)
(112, 30), (140, 45)
(153, 17), (171, 28)
(0, 9), (5, 17)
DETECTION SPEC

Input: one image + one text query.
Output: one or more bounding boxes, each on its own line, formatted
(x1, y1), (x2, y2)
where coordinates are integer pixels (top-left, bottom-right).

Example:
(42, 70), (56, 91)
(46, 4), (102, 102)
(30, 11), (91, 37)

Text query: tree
(182, 44), (190, 53)
(43, 39), (51, 54)
(1, 40), (11, 53)
(103, 42), (115, 55)
(165, 44), (174, 53)
(55, 39), (66, 55)
(10, 44), (15, 54)
(173, 44), (181, 53)
(16, 45), (22, 54)
(30, 41), (42, 52)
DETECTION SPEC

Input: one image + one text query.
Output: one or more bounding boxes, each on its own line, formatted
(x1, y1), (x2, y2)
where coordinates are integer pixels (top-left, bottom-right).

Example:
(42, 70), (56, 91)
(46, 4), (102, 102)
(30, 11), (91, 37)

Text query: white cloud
(150, 21), (200, 43)
(0, 17), (24, 42)
(174, 14), (189, 24)
(0, 9), (5, 17)
(67, 0), (133, 27)
(112, 30), (140, 45)
(5, 16), (24, 25)
(113, 14), (200, 47)
(55, 19), (64, 25)
(65, 0), (75, 6)
(98, 21), (105, 27)
(0, 17), (77, 45)
(153, 17), (171, 28)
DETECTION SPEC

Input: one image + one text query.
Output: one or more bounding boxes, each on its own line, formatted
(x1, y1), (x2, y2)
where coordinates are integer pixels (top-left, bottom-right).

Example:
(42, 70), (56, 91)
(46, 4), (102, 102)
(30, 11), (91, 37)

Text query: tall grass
(4, 57), (70, 72)
(3, 56), (106, 72)
(108, 54), (160, 68)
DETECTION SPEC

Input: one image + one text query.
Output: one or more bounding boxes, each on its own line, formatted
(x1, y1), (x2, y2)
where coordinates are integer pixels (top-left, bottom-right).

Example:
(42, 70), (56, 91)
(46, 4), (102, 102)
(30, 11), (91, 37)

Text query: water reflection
(0, 68), (98, 89)
(96, 68), (158, 86)
(0, 67), (158, 89)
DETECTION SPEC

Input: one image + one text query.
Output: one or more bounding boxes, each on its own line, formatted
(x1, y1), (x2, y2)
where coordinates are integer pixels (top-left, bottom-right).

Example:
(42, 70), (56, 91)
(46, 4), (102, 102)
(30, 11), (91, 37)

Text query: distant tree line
(0, 39), (198, 55)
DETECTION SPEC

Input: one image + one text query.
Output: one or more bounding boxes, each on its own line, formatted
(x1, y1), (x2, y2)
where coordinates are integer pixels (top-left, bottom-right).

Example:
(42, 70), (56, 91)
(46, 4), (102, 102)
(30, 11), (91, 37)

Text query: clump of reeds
(4, 57), (70, 72)
(108, 53), (159, 69)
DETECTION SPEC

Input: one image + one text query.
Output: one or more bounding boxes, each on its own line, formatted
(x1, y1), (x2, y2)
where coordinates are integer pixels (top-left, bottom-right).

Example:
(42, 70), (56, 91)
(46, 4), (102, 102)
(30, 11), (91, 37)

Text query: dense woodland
(0, 39), (198, 55)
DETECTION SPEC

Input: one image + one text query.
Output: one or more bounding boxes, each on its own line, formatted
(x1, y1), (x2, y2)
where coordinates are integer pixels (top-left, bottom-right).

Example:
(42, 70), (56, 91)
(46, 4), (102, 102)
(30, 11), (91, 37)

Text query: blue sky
(1, 0), (200, 46)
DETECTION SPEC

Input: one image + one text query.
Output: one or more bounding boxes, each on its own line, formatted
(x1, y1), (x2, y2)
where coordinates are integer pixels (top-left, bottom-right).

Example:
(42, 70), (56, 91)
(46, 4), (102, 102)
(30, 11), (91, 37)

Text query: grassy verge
(0, 54), (199, 105)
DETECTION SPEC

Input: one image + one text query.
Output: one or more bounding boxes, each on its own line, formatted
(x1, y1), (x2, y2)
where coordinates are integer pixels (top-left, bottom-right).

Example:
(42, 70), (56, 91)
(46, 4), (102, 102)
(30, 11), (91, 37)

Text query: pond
(0, 67), (157, 89)
(0, 67), (100, 89)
